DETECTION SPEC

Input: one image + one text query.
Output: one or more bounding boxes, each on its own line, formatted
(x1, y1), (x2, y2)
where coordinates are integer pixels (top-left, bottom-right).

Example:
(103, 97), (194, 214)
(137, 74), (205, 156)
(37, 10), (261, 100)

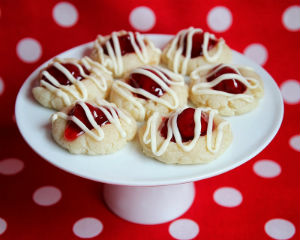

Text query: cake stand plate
(15, 34), (284, 224)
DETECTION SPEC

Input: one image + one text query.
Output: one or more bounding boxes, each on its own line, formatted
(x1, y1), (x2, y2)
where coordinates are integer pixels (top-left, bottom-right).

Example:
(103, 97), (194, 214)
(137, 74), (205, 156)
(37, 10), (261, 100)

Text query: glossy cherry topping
(160, 108), (209, 143)
(64, 103), (113, 141)
(43, 63), (90, 86)
(181, 32), (218, 58)
(207, 65), (247, 94)
(102, 33), (142, 56)
(128, 69), (170, 100)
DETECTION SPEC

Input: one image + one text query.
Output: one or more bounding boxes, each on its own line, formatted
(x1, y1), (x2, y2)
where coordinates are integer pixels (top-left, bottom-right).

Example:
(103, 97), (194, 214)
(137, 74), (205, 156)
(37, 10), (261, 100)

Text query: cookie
(51, 99), (137, 155)
(109, 65), (188, 121)
(189, 63), (264, 116)
(91, 30), (161, 78)
(32, 57), (113, 110)
(161, 27), (232, 75)
(138, 107), (232, 164)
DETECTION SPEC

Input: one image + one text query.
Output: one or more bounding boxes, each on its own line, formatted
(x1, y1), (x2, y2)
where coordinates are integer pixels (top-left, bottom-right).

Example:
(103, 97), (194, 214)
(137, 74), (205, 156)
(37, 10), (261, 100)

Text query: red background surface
(0, 0), (299, 239)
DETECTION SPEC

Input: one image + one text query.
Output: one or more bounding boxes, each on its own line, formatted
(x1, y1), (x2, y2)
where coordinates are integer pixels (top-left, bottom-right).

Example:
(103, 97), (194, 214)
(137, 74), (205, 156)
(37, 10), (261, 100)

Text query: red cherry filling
(64, 103), (113, 141)
(181, 32), (218, 58)
(42, 63), (90, 86)
(207, 65), (247, 94)
(128, 69), (170, 100)
(102, 33), (142, 56)
(160, 108), (210, 143)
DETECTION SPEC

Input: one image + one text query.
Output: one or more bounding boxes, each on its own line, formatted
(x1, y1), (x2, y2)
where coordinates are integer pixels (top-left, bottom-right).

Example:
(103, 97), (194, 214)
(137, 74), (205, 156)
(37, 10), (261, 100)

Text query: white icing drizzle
(166, 27), (224, 75)
(143, 108), (229, 156)
(191, 64), (260, 103)
(94, 31), (158, 77)
(80, 56), (111, 91)
(112, 66), (184, 118)
(51, 99), (131, 141)
(40, 57), (110, 106)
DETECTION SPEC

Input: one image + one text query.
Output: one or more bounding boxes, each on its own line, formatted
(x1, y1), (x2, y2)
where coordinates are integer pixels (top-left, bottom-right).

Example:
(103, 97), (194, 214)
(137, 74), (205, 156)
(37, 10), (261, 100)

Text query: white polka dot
(244, 43), (268, 65)
(0, 77), (4, 95)
(253, 160), (281, 178)
(73, 217), (103, 239)
(280, 80), (300, 104)
(0, 158), (24, 175)
(16, 38), (42, 63)
(289, 135), (300, 152)
(0, 218), (7, 235)
(213, 187), (242, 207)
(33, 186), (62, 206)
(129, 6), (156, 31)
(265, 218), (295, 240)
(207, 6), (233, 32)
(282, 6), (300, 31)
(53, 2), (78, 28)
(169, 219), (199, 240)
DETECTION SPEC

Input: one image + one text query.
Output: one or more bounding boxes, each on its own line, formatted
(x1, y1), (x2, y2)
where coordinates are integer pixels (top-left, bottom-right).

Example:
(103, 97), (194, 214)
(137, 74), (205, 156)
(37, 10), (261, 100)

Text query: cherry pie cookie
(91, 30), (161, 78)
(189, 63), (264, 116)
(109, 65), (188, 121)
(51, 99), (137, 155)
(138, 107), (232, 164)
(161, 27), (232, 75)
(32, 57), (113, 110)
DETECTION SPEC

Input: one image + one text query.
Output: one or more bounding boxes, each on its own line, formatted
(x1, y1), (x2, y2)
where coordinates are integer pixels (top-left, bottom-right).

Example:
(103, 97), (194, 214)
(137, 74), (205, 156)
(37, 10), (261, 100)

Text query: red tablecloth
(0, 0), (299, 239)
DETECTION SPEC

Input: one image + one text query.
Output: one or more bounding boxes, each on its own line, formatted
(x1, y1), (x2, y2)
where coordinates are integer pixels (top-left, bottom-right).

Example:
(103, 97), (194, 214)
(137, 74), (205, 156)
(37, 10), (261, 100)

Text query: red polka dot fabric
(0, 0), (299, 239)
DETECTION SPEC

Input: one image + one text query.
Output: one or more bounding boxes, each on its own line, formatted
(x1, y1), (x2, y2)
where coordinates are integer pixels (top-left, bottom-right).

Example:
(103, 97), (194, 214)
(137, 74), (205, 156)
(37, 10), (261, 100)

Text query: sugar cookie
(189, 63), (264, 116)
(91, 30), (161, 77)
(161, 27), (232, 75)
(32, 57), (113, 110)
(51, 99), (137, 155)
(109, 65), (188, 121)
(138, 107), (232, 164)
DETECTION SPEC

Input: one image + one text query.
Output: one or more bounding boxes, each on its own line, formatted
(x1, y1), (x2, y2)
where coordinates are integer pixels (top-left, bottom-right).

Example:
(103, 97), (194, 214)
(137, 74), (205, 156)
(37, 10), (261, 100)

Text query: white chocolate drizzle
(143, 108), (229, 156)
(166, 27), (225, 75)
(40, 56), (111, 106)
(52, 99), (131, 141)
(112, 66), (184, 119)
(191, 64), (260, 102)
(94, 31), (159, 77)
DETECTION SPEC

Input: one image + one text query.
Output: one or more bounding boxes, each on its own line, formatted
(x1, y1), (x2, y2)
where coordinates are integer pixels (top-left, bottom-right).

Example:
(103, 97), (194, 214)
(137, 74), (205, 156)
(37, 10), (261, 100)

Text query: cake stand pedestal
(103, 182), (195, 224)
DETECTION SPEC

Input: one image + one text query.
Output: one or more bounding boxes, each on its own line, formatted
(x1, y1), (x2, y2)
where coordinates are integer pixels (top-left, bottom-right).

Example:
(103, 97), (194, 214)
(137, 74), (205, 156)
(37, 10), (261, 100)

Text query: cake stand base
(103, 182), (195, 225)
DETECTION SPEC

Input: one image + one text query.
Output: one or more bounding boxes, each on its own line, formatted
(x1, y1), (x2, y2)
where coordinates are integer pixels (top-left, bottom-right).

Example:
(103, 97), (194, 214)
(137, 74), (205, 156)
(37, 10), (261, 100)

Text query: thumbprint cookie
(189, 63), (264, 116)
(51, 99), (137, 155)
(32, 57), (113, 110)
(138, 107), (232, 164)
(161, 27), (232, 75)
(91, 30), (161, 78)
(109, 65), (188, 121)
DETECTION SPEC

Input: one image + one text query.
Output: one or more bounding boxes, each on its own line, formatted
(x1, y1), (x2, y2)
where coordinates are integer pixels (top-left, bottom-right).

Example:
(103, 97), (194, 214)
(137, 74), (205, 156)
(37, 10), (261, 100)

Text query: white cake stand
(15, 34), (284, 224)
